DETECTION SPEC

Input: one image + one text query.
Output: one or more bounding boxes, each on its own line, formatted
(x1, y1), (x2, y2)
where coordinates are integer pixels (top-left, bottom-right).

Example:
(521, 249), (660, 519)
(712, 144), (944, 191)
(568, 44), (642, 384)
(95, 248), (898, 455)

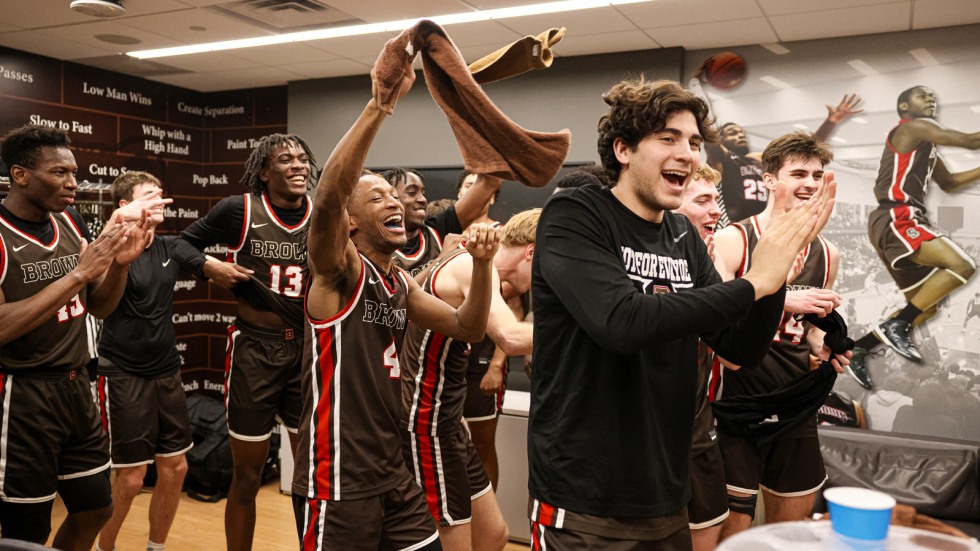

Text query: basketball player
(689, 75), (861, 227)
(177, 133), (317, 551)
(293, 46), (500, 550)
(712, 132), (847, 540)
(96, 172), (197, 551)
(401, 209), (538, 551)
(673, 164), (727, 550)
(386, 167), (501, 277)
(850, 86), (979, 386)
(527, 79), (835, 549)
(0, 125), (158, 549)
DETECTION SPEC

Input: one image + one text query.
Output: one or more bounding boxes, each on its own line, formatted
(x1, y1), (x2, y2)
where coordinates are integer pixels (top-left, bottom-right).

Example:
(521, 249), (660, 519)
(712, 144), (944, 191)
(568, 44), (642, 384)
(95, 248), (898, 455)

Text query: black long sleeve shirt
(528, 185), (784, 519)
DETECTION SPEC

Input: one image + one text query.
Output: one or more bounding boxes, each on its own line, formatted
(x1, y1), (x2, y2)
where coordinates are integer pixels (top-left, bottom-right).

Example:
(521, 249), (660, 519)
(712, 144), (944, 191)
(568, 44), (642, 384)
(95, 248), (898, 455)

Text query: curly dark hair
(381, 167), (426, 190)
(761, 131), (833, 176)
(597, 78), (717, 184)
(240, 133), (318, 195)
(1, 125), (72, 170)
(554, 165), (611, 191)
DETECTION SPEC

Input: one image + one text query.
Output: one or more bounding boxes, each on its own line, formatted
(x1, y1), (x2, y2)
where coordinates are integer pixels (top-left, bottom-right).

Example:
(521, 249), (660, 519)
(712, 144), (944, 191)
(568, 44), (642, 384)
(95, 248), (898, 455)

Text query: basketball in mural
(702, 51), (746, 90)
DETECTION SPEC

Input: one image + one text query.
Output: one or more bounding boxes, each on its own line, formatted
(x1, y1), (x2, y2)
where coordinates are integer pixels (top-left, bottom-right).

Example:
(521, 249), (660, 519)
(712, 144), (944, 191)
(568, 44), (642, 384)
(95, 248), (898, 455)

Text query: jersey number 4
(384, 339), (400, 379)
(743, 179), (769, 201)
(270, 264), (303, 297)
(56, 294), (86, 323)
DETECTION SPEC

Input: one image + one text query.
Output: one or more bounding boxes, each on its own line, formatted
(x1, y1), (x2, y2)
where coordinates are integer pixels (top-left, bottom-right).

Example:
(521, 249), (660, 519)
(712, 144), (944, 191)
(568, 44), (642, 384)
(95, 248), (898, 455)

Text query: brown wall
(0, 45), (287, 399)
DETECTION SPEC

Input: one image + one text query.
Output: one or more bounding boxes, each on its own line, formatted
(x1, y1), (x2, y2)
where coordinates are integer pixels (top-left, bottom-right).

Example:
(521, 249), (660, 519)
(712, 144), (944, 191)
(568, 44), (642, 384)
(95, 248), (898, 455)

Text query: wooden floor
(50, 480), (530, 550)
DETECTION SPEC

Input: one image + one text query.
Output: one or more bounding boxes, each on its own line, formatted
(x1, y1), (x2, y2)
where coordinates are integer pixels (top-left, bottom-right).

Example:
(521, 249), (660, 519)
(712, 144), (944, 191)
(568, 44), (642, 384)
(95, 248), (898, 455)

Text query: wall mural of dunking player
(685, 24), (980, 443)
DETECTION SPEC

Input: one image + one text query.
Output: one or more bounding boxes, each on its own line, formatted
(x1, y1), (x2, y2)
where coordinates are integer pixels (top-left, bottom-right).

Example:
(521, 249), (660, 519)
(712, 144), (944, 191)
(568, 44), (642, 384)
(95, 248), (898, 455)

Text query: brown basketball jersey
(393, 225), (443, 278)
(293, 254), (411, 500)
(0, 211), (89, 371)
(229, 192), (310, 327)
(718, 152), (766, 226)
(874, 119), (938, 214)
(400, 249), (471, 435)
(691, 341), (719, 454)
(722, 216), (833, 398)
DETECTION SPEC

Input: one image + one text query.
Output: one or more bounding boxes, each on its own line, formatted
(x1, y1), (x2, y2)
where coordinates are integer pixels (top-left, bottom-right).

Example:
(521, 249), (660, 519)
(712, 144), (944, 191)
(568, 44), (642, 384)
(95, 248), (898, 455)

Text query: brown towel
(468, 27), (566, 84)
(372, 20), (570, 188)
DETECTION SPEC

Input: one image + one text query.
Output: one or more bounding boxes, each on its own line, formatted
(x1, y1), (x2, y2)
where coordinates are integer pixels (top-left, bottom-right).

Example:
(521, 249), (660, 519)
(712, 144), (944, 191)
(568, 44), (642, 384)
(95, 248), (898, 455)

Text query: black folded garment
(712, 310), (853, 447)
(798, 310), (855, 355)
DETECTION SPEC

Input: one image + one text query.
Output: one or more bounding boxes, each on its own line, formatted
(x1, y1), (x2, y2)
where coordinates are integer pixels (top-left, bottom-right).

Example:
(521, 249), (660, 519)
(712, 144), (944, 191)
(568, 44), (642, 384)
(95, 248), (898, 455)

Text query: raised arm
(814, 94), (863, 142)
(306, 47), (416, 321)
(407, 224), (500, 342)
(454, 174), (503, 229)
(433, 244), (532, 356)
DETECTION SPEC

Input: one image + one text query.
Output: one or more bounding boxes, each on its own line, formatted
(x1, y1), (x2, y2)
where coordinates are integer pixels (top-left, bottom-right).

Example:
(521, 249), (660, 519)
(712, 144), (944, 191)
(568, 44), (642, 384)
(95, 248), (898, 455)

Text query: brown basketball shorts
(868, 207), (943, 292)
(463, 363), (506, 422)
(403, 424), (493, 527)
(224, 320), (303, 440)
(97, 370), (192, 466)
(293, 475), (438, 551)
(718, 425), (827, 497)
(688, 443), (729, 529)
(0, 368), (110, 502)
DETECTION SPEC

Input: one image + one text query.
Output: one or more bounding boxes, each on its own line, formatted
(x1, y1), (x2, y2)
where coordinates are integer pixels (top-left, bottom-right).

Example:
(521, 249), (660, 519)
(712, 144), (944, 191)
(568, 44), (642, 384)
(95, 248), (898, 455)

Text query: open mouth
(382, 213), (404, 232)
(662, 170), (688, 187)
(288, 174), (307, 186)
(703, 223), (716, 234)
(795, 191), (814, 202)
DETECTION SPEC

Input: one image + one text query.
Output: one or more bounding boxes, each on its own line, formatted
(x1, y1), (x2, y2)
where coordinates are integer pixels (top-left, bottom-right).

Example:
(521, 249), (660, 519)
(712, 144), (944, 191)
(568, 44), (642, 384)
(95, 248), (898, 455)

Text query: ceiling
(1, 0), (980, 92)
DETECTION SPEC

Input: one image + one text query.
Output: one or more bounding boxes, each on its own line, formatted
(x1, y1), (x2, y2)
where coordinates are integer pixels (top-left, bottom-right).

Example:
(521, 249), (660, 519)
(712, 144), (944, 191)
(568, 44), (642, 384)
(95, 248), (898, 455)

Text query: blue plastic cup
(824, 487), (896, 541)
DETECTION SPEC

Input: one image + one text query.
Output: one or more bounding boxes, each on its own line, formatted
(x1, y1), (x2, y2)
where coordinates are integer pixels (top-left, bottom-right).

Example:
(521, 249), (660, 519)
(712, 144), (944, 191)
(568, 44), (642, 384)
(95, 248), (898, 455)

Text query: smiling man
(177, 133), (318, 551)
(0, 125), (154, 550)
(527, 80), (835, 550)
(712, 132), (844, 540)
(293, 45), (499, 551)
(385, 168), (501, 278)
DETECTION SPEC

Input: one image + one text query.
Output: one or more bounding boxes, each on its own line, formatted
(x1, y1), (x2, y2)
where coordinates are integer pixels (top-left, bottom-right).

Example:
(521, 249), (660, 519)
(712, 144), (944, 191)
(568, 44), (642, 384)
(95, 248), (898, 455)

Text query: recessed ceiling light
(847, 59), (877, 76)
(70, 0), (125, 17)
(128, 0), (652, 59)
(831, 136), (847, 144)
(95, 33), (141, 45)
(970, 105), (980, 113)
(793, 123), (809, 130)
(760, 75), (792, 90)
